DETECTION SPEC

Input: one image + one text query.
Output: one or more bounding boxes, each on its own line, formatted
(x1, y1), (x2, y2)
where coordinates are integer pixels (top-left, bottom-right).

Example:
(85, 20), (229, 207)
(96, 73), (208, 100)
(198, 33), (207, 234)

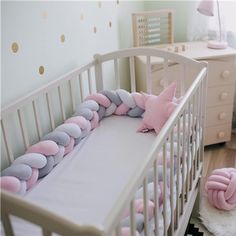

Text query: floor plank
(203, 133), (236, 186)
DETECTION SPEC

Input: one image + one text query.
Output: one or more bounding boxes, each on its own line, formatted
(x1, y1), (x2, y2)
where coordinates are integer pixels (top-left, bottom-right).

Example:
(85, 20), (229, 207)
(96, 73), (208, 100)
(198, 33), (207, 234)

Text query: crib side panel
(1, 62), (97, 170)
(1, 48), (207, 236)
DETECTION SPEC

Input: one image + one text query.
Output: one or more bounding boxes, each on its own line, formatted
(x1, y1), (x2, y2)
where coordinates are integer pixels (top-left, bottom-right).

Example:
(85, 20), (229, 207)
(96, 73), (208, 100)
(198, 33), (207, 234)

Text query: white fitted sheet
(4, 116), (157, 235)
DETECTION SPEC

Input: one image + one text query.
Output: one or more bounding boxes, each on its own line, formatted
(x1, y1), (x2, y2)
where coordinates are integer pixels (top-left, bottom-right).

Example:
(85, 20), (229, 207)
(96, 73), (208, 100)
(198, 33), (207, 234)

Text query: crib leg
(2, 212), (14, 236)
(192, 183), (200, 219)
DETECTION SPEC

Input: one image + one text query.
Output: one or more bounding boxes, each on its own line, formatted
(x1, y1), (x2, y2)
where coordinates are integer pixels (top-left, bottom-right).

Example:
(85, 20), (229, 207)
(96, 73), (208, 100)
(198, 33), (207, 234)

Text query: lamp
(197, 0), (228, 49)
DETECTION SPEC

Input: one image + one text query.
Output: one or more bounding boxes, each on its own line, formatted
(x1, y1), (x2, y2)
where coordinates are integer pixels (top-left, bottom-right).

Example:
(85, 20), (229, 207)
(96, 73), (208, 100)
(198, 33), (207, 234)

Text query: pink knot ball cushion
(205, 168), (236, 210)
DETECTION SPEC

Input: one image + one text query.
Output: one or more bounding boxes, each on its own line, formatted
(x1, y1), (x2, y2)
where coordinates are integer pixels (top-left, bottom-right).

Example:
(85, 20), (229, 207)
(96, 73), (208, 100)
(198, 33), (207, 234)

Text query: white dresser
(135, 41), (236, 145)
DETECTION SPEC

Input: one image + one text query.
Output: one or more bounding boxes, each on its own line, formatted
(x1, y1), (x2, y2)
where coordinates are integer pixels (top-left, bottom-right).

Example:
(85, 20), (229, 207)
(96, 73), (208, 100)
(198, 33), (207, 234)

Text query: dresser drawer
(205, 105), (233, 127)
(207, 85), (235, 107)
(151, 63), (199, 96)
(206, 60), (236, 87)
(205, 124), (231, 145)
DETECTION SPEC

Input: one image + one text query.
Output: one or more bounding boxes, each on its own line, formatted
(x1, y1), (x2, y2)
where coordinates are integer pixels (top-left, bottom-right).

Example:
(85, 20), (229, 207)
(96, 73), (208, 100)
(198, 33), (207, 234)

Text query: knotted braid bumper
(205, 168), (236, 210)
(0, 89), (145, 195)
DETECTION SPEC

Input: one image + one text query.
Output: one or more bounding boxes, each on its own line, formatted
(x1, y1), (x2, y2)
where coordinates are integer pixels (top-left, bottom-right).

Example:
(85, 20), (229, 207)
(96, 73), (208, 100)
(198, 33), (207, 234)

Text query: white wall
(1, 1), (144, 107)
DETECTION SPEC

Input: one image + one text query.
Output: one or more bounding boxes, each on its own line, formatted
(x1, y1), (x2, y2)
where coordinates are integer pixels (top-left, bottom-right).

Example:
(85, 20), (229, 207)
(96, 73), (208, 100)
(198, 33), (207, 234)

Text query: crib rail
(1, 61), (96, 167)
(104, 65), (207, 236)
(1, 47), (207, 236)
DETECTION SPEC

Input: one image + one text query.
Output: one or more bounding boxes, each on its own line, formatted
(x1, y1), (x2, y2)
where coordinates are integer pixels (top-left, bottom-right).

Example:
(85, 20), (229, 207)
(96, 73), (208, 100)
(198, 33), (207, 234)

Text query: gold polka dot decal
(60, 34), (65, 43)
(42, 11), (48, 20)
(11, 42), (19, 53)
(93, 27), (97, 33)
(39, 66), (45, 75)
(109, 21), (112, 28)
(98, 1), (102, 8)
(80, 13), (84, 21)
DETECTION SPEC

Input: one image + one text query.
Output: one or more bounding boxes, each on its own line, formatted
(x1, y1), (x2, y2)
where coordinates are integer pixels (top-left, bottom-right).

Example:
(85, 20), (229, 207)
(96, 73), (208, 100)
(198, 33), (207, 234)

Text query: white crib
(1, 47), (207, 236)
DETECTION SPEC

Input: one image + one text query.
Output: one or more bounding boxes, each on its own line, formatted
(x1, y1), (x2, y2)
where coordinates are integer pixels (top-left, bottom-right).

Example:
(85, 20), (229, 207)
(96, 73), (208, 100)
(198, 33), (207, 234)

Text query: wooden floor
(203, 133), (236, 181)
(191, 133), (236, 235)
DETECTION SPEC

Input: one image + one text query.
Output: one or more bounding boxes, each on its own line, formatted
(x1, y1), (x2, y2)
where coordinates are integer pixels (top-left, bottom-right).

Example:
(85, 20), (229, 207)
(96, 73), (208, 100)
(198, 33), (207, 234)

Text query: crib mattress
(11, 116), (156, 234)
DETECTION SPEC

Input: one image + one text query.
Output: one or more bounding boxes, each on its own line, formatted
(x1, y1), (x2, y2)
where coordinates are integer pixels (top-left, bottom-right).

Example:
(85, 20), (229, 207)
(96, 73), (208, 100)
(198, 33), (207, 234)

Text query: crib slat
(58, 85), (66, 121)
(195, 88), (200, 174)
(94, 54), (103, 92)
(143, 176), (149, 236)
(1, 119), (14, 163)
(17, 108), (30, 150)
(114, 59), (120, 89)
(115, 223), (122, 236)
(175, 118), (181, 229)
(180, 64), (186, 96)
(32, 100), (42, 139)
(163, 58), (168, 88)
(69, 79), (76, 113)
(79, 74), (85, 101)
(129, 198), (136, 236)
(190, 96), (195, 186)
(42, 228), (52, 236)
(88, 68), (93, 94)
(153, 159), (159, 236)
(146, 56), (152, 93)
(197, 86), (201, 168)
(46, 93), (55, 130)
(1, 212), (14, 236)
(181, 109), (186, 213)
(200, 79), (205, 163)
(186, 102), (191, 201)
(163, 143), (167, 236)
(129, 56), (136, 92)
(170, 130), (174, 235)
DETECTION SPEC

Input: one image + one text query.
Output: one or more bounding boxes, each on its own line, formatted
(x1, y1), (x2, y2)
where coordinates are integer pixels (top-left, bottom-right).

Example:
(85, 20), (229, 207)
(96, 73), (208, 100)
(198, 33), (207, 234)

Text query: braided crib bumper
(0, 89), (148, 195)
(205, 168), (236, 211)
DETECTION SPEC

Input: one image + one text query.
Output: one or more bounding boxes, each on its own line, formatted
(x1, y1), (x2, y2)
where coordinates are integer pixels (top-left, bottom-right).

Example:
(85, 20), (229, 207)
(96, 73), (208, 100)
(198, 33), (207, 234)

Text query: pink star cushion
(137, 82), (178, 134)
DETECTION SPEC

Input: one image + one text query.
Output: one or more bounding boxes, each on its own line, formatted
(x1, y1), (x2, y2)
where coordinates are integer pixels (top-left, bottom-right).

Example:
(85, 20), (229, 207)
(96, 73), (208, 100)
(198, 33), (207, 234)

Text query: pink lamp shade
(197, 0), (228, 49)
(197, 0), (214, 16)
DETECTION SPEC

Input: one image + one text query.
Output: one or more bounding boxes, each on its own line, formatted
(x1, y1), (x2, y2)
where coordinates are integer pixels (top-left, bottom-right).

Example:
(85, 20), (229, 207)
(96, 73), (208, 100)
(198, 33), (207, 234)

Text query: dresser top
(167, 41), (236, 60)
(138, 41), (236, 64)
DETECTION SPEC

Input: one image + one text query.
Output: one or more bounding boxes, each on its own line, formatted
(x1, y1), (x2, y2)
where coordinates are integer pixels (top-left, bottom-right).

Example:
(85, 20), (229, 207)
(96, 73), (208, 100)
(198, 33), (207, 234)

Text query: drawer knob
(217, 131), (225, 139)
(219, 92), (228, 100)
(221, 70), (230, 79)
(218, 112), (226, 120)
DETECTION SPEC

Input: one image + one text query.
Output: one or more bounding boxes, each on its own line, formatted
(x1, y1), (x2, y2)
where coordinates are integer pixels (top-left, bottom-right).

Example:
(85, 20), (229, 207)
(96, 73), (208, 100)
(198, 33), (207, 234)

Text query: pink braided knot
(205, 168), (236, 210)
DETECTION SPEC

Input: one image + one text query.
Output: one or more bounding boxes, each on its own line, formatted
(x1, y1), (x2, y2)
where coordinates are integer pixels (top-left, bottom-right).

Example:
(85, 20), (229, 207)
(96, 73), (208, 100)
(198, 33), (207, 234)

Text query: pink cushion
(26, 140), (59, 156)
(0, 176), (21, 193)
(205, 168), (236, 210)
(137, 82), (177, 134)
